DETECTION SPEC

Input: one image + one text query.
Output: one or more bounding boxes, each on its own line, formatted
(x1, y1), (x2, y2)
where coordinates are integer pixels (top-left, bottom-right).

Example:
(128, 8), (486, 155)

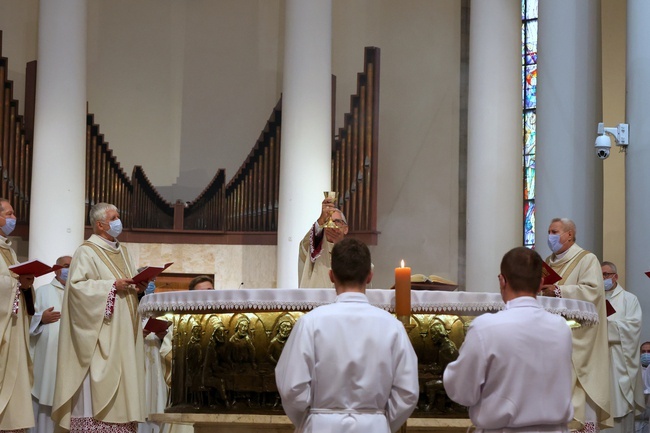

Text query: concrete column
(29, 0), (87, 269)
(535, 1), (603, 258)
(625, 0), (650, 340)
(465, 0), (521, 292)
(276, 0), (332, 288)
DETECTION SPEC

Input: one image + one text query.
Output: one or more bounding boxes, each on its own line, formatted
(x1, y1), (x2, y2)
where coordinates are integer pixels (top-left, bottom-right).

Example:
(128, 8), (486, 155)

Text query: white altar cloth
(138, 289), (599, 326)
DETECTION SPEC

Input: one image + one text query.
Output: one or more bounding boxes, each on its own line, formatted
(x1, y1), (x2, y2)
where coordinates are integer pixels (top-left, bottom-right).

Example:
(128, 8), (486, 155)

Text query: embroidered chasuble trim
(548, 250), (590, 285)
(82, 241), (138, 338)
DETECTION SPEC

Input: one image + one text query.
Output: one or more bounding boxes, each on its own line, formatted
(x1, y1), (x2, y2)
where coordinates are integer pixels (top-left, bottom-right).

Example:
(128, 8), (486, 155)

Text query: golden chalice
(322, 191), (339, 228)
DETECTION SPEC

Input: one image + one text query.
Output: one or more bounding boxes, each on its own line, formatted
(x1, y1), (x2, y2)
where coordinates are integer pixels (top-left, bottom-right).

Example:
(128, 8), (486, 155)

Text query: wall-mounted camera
(595, 122), (629, 160)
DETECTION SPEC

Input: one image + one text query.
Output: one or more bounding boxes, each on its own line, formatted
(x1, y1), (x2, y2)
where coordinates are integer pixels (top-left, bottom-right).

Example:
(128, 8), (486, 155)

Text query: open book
(542, 262), (562, 285)
(9, 259), (55, 278)
(407, 274), (458, 291)
(132, 262), (173, 284)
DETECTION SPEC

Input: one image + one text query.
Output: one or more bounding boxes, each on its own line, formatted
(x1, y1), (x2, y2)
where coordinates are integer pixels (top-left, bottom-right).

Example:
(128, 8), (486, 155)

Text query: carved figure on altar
(423, 319), (459, 412)
(202, 322), (229, 409)
(268, 320), (294, 365)
(186, 323), (204, 408)
(227, 316), (256, 368)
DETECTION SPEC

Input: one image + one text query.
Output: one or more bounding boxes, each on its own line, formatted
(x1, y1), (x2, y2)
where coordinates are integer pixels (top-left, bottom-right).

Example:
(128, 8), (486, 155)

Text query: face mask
(106, 219), (123, 238)
(641, 353), (650, 368)
(59, 268), (69, 283)
(145, 281), (156, 295)
(604, 278), (614, 291)
(1, 218), (16, 236)
(547, 234), (564, 253)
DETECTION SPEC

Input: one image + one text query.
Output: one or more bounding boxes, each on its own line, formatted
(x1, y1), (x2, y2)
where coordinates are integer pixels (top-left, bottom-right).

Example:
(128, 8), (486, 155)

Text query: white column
(465, 0), (521, 292)
(276, 0), (332, 288)
(535, 1), (603, 258)
(626, 0), (650, 340)
(29, 0), (87, 269)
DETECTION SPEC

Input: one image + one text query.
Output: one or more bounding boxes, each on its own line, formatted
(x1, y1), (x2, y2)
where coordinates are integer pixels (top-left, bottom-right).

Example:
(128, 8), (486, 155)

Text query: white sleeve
(443, 322), (487, 407)
(387, 327), (420, 432)
(275, 317), (313, 427)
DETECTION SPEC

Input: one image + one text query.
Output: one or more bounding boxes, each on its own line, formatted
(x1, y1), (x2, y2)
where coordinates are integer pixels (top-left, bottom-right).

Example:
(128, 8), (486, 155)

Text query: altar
(138, 289), (598, 432)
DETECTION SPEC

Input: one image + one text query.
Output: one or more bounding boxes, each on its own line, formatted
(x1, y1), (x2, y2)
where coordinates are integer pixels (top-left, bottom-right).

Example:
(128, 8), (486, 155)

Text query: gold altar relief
(164, 312), (469, 418)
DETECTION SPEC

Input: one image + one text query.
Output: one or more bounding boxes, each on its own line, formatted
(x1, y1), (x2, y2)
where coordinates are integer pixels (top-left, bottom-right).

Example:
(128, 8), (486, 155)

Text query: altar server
(444, 247), (574, 433)
(277, 238), (419, 433)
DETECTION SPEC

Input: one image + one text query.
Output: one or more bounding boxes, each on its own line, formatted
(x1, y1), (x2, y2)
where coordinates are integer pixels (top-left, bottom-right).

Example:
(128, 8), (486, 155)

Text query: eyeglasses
(602, 272), (616, 278)
(332, 219), (347, 226)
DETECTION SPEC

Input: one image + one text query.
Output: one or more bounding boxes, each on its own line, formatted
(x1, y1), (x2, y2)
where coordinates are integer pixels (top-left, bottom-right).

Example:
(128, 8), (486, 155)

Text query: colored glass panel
(524, 65), (537, 109)
(524, 155), (535, 200)
(524, 112), (536, 154)
(524, 0), (538, 20)
(522, 0), (537, 248)
(525, 21), (538, 64)
(524, 201), (535, 246)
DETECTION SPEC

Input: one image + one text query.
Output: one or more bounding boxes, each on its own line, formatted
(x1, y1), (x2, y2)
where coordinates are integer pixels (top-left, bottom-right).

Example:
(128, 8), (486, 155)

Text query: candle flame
(401, 259), (405, 268)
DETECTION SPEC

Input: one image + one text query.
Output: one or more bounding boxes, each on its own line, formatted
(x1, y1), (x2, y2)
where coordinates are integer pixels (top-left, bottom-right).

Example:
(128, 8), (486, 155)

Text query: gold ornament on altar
(322, 191), (340, 228)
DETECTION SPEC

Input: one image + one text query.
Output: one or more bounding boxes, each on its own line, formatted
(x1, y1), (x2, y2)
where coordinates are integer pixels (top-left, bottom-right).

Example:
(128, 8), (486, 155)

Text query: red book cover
(542, 262), (562, 285)
(9, 259), (55, 278)
(606, 299), (616, 317)
(132, 262), (173, 284)
(645, 271), (650, 279)
(144, 317), (172, 333)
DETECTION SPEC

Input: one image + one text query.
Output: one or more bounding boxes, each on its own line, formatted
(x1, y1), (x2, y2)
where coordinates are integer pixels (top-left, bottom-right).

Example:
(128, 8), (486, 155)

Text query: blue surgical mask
(547, 234), (563, 253)
(1, 218), (16, 236)
(106, 219), (123, 238)
(145, 281), (156, 295)
(59, 268), (69, 283)
(641, 353), (650, 368)
(604, 278), (614, 291)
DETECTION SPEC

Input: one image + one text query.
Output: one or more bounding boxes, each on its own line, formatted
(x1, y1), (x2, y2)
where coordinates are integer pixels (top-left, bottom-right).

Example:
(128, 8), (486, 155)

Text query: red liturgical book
(645, 271), (650, 279)
(542, 262), (562, 285)
(9, 260), (55, 278)
(606, 299), (616, 317)
(144, 317), (172, 333)
(132, 262), (173, 284)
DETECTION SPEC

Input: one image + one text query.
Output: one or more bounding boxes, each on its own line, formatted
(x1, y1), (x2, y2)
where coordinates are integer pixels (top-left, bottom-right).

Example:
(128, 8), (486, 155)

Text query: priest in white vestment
(29, 255), (71, 433)
(444, 246), (574, 433)
(542, 218), (612, 432)
(601, 261), (644, 433)
(0, 198), (36, 432)
(278, 238), (419, 433)
(298, 197), (348, 288)
(52, 203), (147, 433)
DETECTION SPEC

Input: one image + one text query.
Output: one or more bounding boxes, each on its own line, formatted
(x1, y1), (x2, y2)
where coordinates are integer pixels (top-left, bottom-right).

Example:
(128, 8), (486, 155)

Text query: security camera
(595, 134), (611, 159)
(595, 122), (629, 160)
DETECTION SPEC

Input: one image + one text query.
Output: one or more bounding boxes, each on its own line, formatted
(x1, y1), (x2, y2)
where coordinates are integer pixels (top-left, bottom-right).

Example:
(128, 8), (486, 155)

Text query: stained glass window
(522, 0), (537, 248)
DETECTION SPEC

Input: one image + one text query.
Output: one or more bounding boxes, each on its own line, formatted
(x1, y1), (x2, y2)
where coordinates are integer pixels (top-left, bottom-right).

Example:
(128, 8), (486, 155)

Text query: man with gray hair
(601, 260), (644, 433)
(541, 217), (611, 432)
(53, 203), (147, 432)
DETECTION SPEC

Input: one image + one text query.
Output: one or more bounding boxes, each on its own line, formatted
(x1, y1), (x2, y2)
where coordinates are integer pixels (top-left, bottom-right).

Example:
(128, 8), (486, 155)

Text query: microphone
(239, 282), (244, 289)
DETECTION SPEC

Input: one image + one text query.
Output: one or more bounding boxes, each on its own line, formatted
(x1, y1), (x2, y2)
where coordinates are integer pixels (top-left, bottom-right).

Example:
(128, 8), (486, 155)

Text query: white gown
(275, 292), (419, 433)
(443, 296), (574, 433)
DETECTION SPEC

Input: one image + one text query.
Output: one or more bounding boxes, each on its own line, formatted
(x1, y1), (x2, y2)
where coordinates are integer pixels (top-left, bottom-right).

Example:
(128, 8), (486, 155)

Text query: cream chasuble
(298, 225), (334, 289)
(546, 243), (611, 429)
(52, 234), (145, 430)
(0, 236), (34, 430)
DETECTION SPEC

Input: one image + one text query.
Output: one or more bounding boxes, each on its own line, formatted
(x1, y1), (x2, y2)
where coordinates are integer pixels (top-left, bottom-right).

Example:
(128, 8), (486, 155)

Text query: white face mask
(1, 217), (16, 236)
(106, 219), (123, 238)
(604, 278), (614, 291)
(547, 233), (564, 253)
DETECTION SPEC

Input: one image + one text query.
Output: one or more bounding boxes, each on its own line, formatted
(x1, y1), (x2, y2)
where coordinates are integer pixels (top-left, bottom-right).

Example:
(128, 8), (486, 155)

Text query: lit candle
(395, 260), (411, 316)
